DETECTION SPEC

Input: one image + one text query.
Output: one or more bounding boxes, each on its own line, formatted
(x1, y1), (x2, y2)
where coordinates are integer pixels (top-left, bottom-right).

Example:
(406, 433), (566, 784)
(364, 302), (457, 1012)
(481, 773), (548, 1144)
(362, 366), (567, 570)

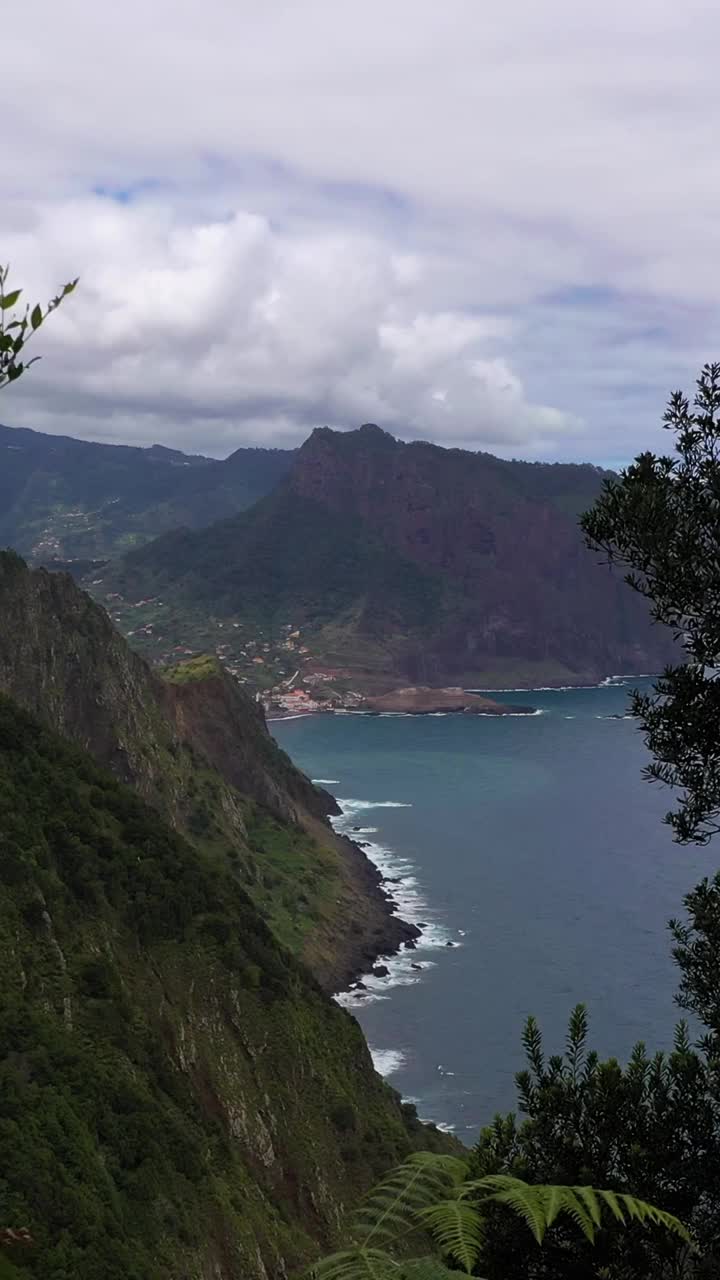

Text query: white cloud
(1, 197), (575, 455)
(1, 0), (719, 462)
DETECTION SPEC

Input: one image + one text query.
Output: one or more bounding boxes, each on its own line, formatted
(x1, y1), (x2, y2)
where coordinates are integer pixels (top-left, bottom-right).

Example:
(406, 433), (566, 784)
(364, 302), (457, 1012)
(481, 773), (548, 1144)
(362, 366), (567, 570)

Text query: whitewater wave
(332, 797), (459, 1009)
(370, 1047), (406, 1077)
(267, 713), (314, 721)
(336, 798), (413, 811)
(312, 778), (340, 785)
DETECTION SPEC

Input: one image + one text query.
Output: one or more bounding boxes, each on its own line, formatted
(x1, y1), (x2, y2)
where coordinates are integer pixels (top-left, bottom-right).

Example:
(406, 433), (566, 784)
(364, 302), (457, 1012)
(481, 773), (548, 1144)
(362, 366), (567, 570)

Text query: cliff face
(0, 694), (440, 1280)
(0, 551), (414, 989)
(287, 426), (669, 680)
(113, 426), (674, 688)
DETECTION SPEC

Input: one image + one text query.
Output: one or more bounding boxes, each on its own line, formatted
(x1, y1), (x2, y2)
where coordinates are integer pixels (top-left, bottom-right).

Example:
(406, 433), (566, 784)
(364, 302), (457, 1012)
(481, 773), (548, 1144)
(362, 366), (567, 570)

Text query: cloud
(1, 0), (719, 462)
(1, 196), (576, 456)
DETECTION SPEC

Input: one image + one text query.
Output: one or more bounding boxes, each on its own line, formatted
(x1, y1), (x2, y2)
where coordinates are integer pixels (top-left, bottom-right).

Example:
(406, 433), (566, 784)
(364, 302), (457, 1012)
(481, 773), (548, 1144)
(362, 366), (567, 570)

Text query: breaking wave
(332, 797), (462, 1014)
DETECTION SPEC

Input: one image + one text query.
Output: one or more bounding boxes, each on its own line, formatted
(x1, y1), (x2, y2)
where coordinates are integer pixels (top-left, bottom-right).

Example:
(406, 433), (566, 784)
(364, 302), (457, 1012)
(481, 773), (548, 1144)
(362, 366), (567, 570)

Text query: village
(87, 583), (367, 716)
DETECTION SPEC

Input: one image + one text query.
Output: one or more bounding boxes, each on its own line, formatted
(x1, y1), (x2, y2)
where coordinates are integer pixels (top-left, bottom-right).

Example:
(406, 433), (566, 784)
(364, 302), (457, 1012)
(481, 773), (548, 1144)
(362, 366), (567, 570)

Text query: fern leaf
(595, 1189), (626, 1225)
(463, 1174), (689, 1248)
(546, 1188), (596, 1243)
(354, 1155), (467, 1249)
(466, 1175), (548, 1244)
(537, 1183), (571, 1231)
(416, 1199), (484, 1273)
(308, 1247), (401, 1280)
(615, 1194), (690, 1242)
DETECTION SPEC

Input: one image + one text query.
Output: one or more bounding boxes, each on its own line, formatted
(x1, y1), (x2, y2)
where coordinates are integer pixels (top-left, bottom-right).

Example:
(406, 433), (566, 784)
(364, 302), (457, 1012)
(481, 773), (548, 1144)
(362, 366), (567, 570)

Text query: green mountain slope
(0, 693), (443, 1280)
(0, 421), (292, 563)
(0, 551), (417, 989)
(111, 425), (675, 689)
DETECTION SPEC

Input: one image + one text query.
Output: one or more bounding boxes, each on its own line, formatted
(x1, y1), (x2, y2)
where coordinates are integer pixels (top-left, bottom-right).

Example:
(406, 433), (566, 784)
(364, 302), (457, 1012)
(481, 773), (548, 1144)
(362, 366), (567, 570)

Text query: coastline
(327, 797), (461, 1011)
(267, 673), (649, 720)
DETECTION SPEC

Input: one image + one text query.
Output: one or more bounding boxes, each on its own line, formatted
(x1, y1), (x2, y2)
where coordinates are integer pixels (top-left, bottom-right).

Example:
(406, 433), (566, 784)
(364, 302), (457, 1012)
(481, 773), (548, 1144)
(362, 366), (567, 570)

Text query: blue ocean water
(272, 681), (716, 1141)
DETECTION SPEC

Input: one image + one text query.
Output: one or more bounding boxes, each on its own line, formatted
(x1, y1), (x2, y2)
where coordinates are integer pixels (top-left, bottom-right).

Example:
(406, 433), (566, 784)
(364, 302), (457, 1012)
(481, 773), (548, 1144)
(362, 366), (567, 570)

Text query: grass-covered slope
(0, 694), (444, 1279)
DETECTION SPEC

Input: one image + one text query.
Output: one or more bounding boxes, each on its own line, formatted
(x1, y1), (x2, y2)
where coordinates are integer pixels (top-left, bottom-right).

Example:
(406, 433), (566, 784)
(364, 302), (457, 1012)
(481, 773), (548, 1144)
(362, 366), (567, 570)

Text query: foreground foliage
(583, 362), (720, 843)
(308, 1152), (687, 1279)
(0, 265), (77, 389)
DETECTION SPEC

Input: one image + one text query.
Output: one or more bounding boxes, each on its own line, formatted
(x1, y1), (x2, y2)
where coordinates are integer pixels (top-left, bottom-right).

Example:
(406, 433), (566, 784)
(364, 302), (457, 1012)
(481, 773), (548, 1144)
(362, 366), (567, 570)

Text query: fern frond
(614, 1193), (690, 1241)
(594, 1189), (626, 1224)
(465, 1175), (547, 1244)
(416, 1200), (484, 1273)
(461, 1176), (689, 1248)
(542, 1187), (596, 1243)
(307, 1246), (400, 1280)
(353, 1155), (467, 1249)
(537, 1183), (574, 1232)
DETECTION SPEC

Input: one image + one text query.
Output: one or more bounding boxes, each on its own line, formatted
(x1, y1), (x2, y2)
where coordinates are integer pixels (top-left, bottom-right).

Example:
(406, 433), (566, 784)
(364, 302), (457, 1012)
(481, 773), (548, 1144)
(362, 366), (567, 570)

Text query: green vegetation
(0, 692), (435, 1278)
(583, 362), (720, 843)
(244, 809), (341, 953)
(0, 265), (77, 390)
(115, 489), (443, 639)
(161, 653), (223, 683)
(308, 1152), (687, 1279)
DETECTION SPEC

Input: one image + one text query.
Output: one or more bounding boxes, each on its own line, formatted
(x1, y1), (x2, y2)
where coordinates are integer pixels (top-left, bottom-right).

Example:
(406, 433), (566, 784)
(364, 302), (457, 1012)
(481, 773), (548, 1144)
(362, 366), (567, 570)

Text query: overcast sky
(2, 1), (719, 464)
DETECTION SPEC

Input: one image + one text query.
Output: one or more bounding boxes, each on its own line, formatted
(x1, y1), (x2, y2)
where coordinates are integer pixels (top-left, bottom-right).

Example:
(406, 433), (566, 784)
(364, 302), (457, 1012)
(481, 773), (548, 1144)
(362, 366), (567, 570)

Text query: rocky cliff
(0, 693), (446, 1280)
(0, 551), (416, 989)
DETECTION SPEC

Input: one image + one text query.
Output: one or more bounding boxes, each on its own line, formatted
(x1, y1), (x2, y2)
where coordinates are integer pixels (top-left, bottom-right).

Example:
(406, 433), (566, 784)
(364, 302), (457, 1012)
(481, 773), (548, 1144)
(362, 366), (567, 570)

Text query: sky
(2, 0), (719, 466)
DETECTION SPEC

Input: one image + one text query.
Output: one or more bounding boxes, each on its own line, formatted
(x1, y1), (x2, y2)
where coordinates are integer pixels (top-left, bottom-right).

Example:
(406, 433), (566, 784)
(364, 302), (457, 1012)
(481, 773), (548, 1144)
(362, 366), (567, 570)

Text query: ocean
(271, 680), (716, 1141)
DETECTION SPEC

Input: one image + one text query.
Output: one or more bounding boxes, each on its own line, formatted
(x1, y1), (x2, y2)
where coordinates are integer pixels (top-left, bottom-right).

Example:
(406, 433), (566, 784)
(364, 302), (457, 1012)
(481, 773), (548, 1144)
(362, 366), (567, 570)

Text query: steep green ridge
(0, 693), (445, 1279)
(0, 421), (292, 562)
(111, 425), (674, 688)
(0, 552), (417, 990)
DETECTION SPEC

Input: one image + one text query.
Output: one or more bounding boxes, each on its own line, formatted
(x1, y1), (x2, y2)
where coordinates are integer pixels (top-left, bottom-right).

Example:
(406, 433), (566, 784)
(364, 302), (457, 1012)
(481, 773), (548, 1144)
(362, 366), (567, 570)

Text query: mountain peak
(301, 423), (398, 454)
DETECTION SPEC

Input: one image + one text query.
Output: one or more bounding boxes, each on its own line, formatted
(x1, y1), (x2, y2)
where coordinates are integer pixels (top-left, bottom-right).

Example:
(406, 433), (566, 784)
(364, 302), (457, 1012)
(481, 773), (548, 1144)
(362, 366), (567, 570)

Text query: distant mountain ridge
(112, 424), (674, 688)
(0, 420), (293, 561)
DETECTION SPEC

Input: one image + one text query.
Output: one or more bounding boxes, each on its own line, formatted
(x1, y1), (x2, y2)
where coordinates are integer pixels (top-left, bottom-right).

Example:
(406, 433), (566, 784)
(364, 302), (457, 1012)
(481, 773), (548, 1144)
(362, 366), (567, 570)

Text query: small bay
(272, 681), (715, 1140)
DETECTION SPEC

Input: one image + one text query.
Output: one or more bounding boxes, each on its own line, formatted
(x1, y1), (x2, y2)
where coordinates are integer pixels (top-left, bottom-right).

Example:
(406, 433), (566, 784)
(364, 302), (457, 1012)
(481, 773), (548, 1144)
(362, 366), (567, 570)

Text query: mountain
(0, 551), (417, 989)
(110, 424), (674, 689)
(0, 421), (292, 563)
(0, 693), (446, 1280)
(0, 550), (452, 1277)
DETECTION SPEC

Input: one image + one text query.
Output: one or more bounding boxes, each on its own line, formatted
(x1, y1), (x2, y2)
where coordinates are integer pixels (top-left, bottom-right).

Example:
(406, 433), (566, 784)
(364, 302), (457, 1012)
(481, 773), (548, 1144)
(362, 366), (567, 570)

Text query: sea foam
(369, 1047), (406, 1077)
(332, 797), (461, 1012)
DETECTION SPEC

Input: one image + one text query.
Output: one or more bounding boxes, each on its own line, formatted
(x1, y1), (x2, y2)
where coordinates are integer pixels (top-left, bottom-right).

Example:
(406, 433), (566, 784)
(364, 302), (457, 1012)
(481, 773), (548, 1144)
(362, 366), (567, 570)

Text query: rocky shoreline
(296, 811), (421, 993)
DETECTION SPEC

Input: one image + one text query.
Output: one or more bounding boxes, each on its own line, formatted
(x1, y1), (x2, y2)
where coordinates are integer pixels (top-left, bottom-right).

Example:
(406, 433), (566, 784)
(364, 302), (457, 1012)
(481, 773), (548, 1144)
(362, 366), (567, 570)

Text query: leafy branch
(0, 264), (78, 389)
